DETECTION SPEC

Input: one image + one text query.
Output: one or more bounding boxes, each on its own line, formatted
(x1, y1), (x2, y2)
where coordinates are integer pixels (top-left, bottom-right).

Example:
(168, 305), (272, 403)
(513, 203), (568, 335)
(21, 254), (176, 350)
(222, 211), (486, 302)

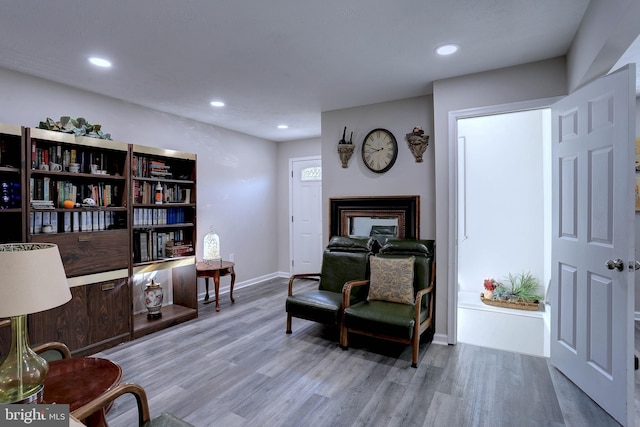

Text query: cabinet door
(29, 285), (88, 351)
(86, 278), (130, 345)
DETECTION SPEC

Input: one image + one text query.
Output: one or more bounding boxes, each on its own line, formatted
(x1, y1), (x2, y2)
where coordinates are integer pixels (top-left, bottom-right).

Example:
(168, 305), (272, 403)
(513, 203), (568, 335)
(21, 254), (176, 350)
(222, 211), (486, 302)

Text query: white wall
(567, 0), (640, 92)
(321, 96), (435, 244)
(433, 57), (568, 341)
(457, 109), (548, 295)
(276, 137), (321, 274)
(0, 67), (279, 287)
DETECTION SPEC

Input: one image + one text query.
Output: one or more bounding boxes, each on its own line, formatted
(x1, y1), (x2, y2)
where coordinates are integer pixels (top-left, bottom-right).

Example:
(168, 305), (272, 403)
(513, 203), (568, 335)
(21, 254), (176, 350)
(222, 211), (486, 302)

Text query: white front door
(550, 65), (635, 425)
(290, 157), (322, 274)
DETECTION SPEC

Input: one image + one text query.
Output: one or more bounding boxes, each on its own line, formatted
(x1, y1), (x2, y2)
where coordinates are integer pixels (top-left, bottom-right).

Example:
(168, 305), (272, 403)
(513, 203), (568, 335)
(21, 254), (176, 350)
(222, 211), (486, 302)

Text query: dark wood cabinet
(28, 277), (130, 357)
(0, 124), (199, 358)
(0, 123), (26, 243)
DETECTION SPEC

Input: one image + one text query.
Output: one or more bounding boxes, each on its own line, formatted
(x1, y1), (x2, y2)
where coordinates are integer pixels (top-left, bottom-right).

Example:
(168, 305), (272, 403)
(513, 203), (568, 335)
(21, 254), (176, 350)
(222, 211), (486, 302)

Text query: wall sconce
(337, 126), (354, 168)
(405, 126), (430, 163)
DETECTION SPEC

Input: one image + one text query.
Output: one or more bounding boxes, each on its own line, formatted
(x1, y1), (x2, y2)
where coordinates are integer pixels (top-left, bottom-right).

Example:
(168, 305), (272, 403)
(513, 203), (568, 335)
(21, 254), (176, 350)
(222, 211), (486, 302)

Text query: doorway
(454, 106), (552, 356)
(289, 156), (322, 274)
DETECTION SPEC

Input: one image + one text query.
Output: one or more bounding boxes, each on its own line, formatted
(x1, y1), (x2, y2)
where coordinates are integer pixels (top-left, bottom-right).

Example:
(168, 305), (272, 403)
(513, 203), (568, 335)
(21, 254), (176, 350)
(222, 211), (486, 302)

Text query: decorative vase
(484, 290), (494, 300)
(144, 280), (163, 319)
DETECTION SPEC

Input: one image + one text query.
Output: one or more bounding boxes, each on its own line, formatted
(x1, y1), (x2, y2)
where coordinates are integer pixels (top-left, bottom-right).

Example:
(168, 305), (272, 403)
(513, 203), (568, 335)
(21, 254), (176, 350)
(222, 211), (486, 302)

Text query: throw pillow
(368, 256), (415, 305)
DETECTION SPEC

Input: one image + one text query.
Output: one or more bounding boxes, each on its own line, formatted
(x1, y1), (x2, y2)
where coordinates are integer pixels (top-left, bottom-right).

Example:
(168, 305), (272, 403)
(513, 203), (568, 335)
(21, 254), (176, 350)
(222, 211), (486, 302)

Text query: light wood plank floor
(94, 279), (622, 427)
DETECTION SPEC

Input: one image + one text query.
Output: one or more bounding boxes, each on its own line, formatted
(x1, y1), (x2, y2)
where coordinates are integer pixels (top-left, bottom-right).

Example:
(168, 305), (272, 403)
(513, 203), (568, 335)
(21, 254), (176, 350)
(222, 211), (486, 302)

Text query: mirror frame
(329, 196), (420, 239)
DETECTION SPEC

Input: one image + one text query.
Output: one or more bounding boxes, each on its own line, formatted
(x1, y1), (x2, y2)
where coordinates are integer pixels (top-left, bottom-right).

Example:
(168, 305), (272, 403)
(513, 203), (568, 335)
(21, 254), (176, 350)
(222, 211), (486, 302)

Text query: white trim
(447, 96), (562, 346)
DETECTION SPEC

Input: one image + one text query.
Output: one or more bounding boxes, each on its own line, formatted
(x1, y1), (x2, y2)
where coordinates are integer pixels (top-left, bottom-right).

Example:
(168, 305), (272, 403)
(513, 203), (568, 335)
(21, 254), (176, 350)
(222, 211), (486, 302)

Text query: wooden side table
(43, 357), (122, 427)
(196, 261), (236, 312)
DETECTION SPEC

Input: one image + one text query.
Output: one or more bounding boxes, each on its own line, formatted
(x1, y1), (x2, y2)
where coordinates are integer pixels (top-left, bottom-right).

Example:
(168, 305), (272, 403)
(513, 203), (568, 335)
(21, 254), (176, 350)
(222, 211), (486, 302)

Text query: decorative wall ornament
(38, 116), (112, 140)
(337, 126), (354, 168)
(405, 126), (430, 163)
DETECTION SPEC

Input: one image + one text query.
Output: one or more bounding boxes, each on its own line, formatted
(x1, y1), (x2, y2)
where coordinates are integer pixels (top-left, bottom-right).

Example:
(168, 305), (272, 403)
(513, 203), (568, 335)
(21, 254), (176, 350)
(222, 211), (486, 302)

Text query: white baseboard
(432, 333), (449, 346)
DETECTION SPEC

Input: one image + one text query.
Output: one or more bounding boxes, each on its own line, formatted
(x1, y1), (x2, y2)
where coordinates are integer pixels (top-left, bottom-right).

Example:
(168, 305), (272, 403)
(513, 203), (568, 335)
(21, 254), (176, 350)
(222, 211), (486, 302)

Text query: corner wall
(433, 57), (567, 341)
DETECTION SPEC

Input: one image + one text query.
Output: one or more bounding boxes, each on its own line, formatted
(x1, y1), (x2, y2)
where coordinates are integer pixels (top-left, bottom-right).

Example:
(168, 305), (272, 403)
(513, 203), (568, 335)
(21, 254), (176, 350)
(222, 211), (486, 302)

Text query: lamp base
(0, 315), (49, 404)
(9, 383), (43, 404)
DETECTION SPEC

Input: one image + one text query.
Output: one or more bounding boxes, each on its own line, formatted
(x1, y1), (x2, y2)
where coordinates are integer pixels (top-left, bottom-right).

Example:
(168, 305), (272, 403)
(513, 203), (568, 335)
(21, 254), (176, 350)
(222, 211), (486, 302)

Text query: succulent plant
(38, 116), (111, 140)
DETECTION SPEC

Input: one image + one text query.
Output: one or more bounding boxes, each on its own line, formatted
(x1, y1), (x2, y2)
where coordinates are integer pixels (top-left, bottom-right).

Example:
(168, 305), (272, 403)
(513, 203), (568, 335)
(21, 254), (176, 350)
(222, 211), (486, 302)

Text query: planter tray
(480, 293), (541, 311)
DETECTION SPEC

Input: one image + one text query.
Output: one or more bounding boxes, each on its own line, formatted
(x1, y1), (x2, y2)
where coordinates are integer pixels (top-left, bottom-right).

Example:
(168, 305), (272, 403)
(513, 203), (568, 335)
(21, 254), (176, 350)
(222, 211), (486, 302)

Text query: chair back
(379, 239), (435, 308)
(319, 236), (378, 297)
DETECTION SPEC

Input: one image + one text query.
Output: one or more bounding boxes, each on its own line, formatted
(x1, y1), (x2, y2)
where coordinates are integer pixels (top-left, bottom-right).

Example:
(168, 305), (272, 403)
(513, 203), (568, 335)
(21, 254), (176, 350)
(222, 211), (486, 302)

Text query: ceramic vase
(144, 280), (163, 319)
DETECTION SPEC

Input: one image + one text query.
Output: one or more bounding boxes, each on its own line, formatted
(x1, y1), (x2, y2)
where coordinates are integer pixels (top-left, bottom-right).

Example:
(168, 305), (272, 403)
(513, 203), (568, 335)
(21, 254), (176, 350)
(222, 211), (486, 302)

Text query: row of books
(132, 156), (173, 179)
(133, 230), (192, 263)
(31, 177), (120, 207)
(133, 207), (189, 226)
(133, 181), (191, 204)
(30, 210), (119, 233)
(31, 141), (114, 173)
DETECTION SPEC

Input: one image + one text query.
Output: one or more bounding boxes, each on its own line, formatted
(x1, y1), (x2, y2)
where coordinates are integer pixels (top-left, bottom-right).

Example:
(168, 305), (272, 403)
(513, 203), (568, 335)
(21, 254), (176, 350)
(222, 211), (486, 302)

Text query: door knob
(631, 261), (640, 271)
(605, 259), (624, 271)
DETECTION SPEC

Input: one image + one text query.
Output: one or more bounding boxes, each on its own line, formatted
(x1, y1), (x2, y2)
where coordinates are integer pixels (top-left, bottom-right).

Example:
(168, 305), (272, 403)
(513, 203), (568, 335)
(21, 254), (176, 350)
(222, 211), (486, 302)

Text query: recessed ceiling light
(435, 44), (459, 56)
(277, 124), (289, 129)
(88, 57), (112, 68)
(210, 101), (225, 107)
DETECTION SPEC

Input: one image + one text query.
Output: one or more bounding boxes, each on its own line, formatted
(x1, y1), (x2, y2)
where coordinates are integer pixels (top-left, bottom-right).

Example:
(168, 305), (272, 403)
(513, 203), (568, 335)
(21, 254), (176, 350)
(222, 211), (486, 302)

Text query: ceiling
(0, 1), (611, 142)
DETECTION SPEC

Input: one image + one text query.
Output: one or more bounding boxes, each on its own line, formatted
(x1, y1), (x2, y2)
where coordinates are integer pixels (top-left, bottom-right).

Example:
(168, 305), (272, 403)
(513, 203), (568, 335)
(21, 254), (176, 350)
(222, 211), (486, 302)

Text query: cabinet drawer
(32, 229), (129, 277)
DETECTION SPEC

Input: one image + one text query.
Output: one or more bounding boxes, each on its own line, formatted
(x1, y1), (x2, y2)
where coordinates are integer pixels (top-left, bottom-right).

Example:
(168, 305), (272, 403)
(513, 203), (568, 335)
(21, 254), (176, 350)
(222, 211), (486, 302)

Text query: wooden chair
(71, 382), (194, 427)
(33, 341), (72, 360)
(286, 236), (378, 334)
(341, 239), (435, 368)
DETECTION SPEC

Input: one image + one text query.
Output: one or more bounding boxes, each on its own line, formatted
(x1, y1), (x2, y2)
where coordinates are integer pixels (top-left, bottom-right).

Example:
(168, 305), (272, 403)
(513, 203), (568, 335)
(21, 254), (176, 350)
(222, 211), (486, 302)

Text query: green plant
(38, 116), (111, 140)
(496, 271), (543, 302)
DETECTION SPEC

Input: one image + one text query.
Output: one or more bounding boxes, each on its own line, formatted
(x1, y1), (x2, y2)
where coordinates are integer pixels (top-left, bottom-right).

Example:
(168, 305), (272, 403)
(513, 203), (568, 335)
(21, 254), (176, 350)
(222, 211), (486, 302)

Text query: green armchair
(286, 236), (378, 334)
(341, 239), (435, 368)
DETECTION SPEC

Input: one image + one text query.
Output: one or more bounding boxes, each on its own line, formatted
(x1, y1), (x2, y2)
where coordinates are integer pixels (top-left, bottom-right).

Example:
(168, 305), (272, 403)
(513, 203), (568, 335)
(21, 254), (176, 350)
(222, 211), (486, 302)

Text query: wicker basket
(480, 293), (541, 311)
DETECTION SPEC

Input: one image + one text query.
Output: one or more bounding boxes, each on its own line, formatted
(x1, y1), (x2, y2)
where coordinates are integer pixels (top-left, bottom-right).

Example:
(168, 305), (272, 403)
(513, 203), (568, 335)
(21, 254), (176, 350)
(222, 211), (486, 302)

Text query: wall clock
(361, 128), (398, 173)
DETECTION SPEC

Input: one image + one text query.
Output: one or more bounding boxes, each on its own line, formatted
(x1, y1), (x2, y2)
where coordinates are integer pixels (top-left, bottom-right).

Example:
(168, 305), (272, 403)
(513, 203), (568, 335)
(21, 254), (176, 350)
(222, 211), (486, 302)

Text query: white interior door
(290, 157), (322, 274)
(550, 65), (635, 426)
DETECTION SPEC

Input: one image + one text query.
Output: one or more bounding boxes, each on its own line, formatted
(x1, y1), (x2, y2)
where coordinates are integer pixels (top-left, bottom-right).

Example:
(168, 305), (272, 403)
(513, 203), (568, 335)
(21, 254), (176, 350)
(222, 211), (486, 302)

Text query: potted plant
(496, 271), (543, 303)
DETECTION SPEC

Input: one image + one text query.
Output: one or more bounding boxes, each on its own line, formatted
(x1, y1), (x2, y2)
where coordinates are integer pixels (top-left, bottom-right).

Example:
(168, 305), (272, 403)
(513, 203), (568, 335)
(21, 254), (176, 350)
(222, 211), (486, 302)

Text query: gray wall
(0, 67), (278, 285)
(432, 57), (567, 341)
(276, 137), (321, 274)
(321, 95), (435, 243)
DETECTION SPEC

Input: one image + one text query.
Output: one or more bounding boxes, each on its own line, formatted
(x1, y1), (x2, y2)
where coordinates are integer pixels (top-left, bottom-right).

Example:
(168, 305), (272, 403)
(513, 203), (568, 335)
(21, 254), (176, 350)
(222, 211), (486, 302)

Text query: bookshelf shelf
(0, 122), (199, 356)
(130, 145), (198, 339)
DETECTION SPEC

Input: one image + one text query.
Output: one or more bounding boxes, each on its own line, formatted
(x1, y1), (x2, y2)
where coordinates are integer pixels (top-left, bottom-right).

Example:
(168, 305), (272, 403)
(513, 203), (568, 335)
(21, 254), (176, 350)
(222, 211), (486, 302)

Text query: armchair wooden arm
(340, 279), (369, 348)
(341, 279), (370, 310)
(72, 383), (150, 427)
(33, 341), (72, 360)
(287, 273), (321, 296)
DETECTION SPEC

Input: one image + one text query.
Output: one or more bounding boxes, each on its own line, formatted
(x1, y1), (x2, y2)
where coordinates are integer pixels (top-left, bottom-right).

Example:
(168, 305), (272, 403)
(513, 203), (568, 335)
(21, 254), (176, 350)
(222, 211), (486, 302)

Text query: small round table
(43, 357), (122, 427)
(196, 261), (236, 312)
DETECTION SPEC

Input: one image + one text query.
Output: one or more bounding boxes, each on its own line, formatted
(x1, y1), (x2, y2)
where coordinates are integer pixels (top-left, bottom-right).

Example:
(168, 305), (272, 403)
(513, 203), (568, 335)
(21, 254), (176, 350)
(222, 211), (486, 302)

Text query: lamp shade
(0, 243), (71, 317)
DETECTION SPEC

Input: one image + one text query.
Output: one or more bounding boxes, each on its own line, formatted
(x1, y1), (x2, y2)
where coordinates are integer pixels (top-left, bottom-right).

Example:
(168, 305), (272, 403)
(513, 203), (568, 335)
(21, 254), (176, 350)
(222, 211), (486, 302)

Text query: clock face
(361, 128), (398, 173)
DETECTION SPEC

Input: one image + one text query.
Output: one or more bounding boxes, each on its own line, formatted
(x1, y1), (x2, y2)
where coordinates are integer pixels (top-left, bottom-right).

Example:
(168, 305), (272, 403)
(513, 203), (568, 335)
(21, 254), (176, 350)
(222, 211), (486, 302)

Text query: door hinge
(635, 355), (638, 371)
(292, 216), (294, 222)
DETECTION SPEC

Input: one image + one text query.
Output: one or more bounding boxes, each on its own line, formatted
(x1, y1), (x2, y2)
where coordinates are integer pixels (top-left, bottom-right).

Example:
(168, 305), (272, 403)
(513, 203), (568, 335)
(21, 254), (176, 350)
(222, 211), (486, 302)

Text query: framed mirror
(329, 196), (420, 243)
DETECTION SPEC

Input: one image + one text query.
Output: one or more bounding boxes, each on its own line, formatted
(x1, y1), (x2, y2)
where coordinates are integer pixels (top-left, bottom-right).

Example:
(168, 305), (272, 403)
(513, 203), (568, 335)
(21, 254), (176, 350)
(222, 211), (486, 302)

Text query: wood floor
(94, 278), (622, 427)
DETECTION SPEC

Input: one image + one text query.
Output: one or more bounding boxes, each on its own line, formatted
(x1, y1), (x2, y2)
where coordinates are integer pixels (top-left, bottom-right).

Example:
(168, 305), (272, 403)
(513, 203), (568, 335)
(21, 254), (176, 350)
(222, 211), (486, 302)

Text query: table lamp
(0, 243), (71, 404)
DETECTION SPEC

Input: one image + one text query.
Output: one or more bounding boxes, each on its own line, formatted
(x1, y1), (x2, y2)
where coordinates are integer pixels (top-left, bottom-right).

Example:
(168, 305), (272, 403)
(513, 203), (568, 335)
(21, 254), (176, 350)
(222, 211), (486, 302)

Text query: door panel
(291, 157), (322, 274)
(551, 64), (635, 426)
